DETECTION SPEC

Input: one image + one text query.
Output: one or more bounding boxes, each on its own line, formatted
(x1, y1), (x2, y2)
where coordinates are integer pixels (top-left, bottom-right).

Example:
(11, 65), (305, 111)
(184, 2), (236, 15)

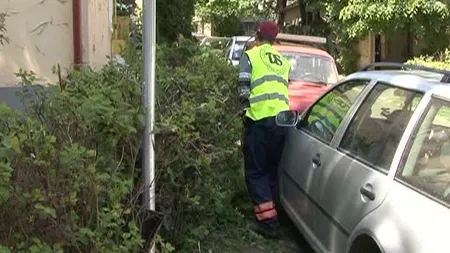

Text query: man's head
(255, 21), (279, 45)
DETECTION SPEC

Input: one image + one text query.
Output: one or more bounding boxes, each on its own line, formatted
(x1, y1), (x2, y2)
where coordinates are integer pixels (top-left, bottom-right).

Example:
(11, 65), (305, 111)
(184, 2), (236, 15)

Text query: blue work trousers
(243, 116), (286, 230)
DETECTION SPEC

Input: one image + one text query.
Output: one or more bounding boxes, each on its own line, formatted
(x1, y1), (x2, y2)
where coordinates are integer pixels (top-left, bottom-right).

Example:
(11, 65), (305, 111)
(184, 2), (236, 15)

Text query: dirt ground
(239, 221), (313, 253)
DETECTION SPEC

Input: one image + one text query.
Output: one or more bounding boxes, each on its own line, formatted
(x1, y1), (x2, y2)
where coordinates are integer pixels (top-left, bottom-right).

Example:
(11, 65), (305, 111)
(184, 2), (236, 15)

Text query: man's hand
(240, 108), (248, 127)
(238, 86), (250, 104)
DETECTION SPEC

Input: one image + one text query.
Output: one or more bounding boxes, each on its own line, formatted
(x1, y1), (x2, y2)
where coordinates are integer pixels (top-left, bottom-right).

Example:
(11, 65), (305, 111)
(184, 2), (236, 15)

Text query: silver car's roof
(232, 36), (251, 42)
(345, 70), (450, 98)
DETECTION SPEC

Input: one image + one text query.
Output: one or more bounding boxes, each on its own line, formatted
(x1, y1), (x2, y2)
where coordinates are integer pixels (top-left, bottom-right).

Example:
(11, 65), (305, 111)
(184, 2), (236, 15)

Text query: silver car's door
(279, 79), (371, 250)
(390, 96), (450, 253)
(315, 82), (424, 252)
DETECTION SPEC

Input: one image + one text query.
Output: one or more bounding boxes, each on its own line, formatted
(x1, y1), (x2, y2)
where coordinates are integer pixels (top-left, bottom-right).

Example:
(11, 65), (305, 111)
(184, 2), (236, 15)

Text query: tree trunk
(298, 0), (307, 26)
(276, 0), (288, 27)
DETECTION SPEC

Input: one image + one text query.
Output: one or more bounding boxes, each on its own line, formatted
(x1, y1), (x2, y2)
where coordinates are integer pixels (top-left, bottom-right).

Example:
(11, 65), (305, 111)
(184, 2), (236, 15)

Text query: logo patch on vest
(259, 46), (289, 75)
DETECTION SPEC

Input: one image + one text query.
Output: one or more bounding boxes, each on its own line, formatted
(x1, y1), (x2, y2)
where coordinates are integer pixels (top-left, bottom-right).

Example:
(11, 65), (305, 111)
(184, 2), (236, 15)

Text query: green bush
(0, 64), (145, 252)
(407, 48), (450, 70)
(150, 41), (245, 250)
(0, 38), (245, 252)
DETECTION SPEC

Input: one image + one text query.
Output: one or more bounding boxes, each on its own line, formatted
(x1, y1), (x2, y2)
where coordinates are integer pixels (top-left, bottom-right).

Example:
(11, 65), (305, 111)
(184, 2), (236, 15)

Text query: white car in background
(224, 36), (251, 66)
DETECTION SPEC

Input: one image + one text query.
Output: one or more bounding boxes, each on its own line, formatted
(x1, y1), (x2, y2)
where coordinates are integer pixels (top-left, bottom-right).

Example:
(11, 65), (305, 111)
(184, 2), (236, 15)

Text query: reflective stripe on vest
(250, 74), (289, 89)
(249, 92), (289, 104)
(245, 44), (291, 121)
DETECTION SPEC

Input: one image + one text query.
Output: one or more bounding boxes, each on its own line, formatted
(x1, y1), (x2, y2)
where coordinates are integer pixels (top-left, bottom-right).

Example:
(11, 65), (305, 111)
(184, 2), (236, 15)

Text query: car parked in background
(192, 32), (207, 41)
(243, 34), (340, 112)
(200, 36), (229, 51)
(225, 35), (251, 66)
(275, 62), (450, 253)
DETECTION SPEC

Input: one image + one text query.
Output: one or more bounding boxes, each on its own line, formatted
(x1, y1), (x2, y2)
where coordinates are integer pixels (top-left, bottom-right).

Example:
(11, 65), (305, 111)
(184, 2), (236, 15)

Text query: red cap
(257, 21), (279, 40)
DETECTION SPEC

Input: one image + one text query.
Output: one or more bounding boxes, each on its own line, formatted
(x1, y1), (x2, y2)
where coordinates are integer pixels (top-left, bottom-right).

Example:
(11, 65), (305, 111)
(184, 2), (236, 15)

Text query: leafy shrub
(0, 63), (145, 252)
(0, 37), (244, 252)
(150, 41), (245, 250)
(407, 48), (450, 70)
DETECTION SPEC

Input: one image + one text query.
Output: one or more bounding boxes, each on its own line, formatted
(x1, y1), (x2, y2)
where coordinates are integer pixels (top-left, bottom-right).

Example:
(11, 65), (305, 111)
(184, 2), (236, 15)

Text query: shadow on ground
(231, 193), (314, 253)
(239, 214), (314, 253)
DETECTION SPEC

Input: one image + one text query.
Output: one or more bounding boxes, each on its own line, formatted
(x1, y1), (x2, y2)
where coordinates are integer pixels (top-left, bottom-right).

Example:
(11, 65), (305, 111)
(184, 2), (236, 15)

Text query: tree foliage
(329, 0), (450, 39)
(156, 0), (196, 42)
(322, 0), (450, 73)
(195, 0), (266, 36)
(196, 0), (260, 21)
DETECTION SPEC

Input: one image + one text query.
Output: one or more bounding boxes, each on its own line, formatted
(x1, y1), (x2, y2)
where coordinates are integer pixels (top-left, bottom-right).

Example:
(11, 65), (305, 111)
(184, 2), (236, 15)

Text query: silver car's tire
(349, 235), (381, 253)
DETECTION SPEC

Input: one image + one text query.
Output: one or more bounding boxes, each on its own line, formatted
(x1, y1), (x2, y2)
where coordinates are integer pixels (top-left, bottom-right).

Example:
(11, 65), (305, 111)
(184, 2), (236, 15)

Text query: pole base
(139, 209), (164, 253)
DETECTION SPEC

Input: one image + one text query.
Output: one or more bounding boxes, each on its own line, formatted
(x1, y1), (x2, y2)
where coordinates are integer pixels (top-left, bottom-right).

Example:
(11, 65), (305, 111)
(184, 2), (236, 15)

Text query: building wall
(85, 0), (113, 68)
(357, 31), (428, 68)
(0, 0), (112, 85)
(384, 31), (410, 63)
(358, 35), (375, 68)
(193, 16), (212, 37)
(0, 0), (73, 85)
(283, 7), (301, 26)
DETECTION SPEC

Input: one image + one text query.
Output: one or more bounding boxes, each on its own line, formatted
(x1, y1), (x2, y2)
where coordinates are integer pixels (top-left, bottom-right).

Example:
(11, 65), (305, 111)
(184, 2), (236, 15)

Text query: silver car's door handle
(312, 154), (321, 167)
(360, 186), (376, 201)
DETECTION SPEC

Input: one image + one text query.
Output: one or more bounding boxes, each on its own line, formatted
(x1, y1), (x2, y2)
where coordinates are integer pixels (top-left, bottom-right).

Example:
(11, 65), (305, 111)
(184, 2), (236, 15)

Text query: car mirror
(276, 110), (300, 127)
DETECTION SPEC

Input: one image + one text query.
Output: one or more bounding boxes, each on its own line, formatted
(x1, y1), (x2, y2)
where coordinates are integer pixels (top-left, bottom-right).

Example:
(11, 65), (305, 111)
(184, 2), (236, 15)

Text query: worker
(238, 21), (291, 238)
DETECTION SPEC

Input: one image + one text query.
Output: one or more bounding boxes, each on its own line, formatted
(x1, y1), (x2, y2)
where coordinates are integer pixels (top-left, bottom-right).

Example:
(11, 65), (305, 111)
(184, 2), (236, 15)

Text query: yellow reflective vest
(244, 43), (291, 121)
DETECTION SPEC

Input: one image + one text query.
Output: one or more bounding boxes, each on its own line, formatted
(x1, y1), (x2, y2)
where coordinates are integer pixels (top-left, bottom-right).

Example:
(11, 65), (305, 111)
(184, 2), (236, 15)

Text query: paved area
(0, 85), (40, 112)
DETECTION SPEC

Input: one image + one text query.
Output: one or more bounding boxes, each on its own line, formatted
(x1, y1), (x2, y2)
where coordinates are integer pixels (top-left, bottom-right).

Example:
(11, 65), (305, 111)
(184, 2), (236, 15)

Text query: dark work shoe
(247, 220), (280, 239)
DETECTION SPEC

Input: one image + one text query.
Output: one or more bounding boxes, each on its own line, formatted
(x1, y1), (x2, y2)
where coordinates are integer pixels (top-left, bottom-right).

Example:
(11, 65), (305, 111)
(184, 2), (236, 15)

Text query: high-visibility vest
(245, 44), (291, 121)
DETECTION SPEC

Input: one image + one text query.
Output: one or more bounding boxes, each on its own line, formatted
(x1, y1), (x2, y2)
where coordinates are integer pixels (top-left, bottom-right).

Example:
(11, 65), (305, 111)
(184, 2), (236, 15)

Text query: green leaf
(0, 245), (12, 253)
(1, 136), (11, 148)
(34, 203), (56, 218)
(28, 245), (40, 253)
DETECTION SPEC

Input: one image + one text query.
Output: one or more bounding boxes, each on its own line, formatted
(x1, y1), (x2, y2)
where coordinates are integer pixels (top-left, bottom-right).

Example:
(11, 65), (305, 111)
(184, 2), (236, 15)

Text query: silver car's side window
(397, 98), (450, 206)
(339, 82), (423, 173)
(300, 79), (369, 144)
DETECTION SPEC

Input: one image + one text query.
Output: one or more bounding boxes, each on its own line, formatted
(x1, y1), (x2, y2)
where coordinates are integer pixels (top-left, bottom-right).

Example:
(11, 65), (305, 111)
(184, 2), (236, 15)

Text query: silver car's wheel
(349, 235), (381, 253)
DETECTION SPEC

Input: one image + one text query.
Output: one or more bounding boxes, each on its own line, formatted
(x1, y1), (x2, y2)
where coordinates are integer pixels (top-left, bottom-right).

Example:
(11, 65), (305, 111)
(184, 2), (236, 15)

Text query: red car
(244, 34), (340, 113)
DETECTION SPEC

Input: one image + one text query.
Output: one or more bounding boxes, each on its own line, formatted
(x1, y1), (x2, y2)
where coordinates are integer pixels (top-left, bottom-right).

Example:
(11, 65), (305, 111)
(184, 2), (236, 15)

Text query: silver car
(276, 63), (450, 253)
(224, 36), (251, 66)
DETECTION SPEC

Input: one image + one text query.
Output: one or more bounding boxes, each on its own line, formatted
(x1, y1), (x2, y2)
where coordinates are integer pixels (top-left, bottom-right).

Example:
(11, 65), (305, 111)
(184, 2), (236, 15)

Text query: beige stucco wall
(0, 0), (73, 84)
(193, 16), (212, 37)
(85, 0), (112, 68)
(0, 0), (111, 85)
(358, 34), (375, 68)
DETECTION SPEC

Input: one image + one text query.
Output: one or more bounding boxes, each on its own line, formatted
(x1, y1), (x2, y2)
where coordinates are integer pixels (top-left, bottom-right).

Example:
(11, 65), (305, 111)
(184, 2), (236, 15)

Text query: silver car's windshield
(282, 52), (337, 84)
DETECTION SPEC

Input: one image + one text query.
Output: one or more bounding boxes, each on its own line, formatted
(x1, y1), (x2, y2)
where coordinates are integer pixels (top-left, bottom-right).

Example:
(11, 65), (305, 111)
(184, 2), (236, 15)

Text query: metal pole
(142, 1), (156, 251)
(142, 0), (156, 212)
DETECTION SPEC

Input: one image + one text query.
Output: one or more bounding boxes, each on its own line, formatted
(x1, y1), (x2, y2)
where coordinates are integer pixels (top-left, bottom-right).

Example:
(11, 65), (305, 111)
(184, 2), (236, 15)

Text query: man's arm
(238, 53), (252, 105)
